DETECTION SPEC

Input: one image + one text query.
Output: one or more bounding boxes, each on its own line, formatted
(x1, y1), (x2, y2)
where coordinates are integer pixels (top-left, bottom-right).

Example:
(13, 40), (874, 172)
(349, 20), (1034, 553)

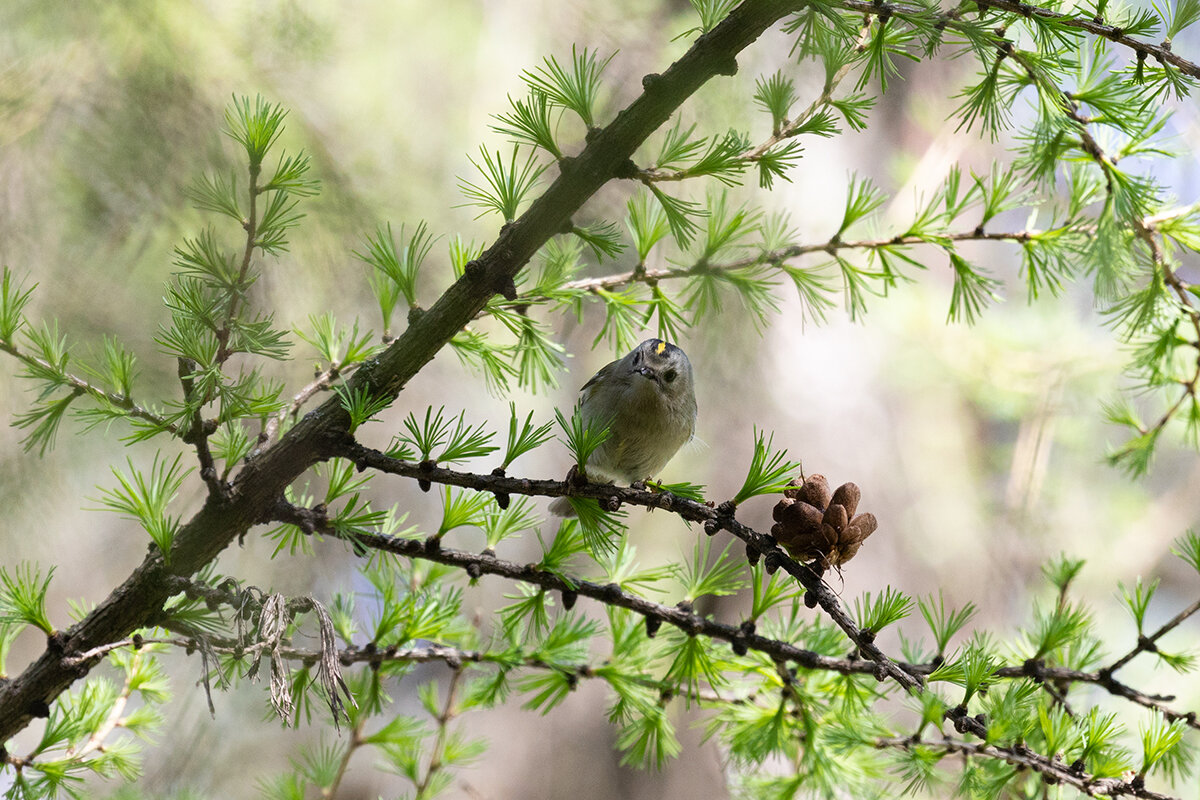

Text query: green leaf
(0, 563), (55, 634)
(521, 46), (614, 128)
(852, 586), (914, 634)
(569, 496), (626, 557)
(436, 486), (492, 538)
(354, 221), (434, 308)
(1157, 0), (1200, 39)
(1171, 530), (1200, 574)
(458, 146), (547, 222)
(644, 479), (706, 503)
(678, 538), (746, 602)
(653, 120), (705, 169)
(682, 0), (739, 35)
(224, 94), (288, 168)
(571, 221), (625, 261)
(753, 70), (797, 134)
(1042, 554), (1085, 594)
(928, 640), (998, 704)
(334, 384), (391, 434)
(482, 496), (540, 549)
(732, 427), (801, 505)
(755, 141), (804, 189)
(1139, 714), (1188, 780)
(554, 406), (610, 474)
(1024, 599), (1092, 661)
(401, 406), (453, 461)
(1118, 577), (1158, 634)
(185, 170), (242, 222)
(616, 705), (680, 768)
(96, 454), (191, 563)
(436, 412), (497, 464)
(264, 150), (320, 197)
(836, 175), (886, 239)
(664, 629), (725, 702)
(491, 91), (563, 158)
(749, 562), (800, 619)
(648, 184), (704, 249)
(0, 267), (34, 343)
(626, 191), (672, 262)
(946, 252), (1001, 324)
(918, 592), (977, 656)
(502, 404), (555, 469)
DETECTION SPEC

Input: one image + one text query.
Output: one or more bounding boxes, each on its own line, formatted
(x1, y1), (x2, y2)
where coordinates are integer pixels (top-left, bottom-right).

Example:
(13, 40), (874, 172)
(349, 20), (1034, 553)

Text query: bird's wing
(580, 356), (622, 395)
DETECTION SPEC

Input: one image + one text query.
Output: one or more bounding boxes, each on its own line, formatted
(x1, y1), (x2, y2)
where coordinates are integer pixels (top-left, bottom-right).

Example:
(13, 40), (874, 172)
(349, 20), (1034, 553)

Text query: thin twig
(1106, 597), (1200, 675)
(0, 340), (175, 433)
(558, 227), (1055, 295)
(875, 735), (1181, 800)
(835, 0), (1200, 79)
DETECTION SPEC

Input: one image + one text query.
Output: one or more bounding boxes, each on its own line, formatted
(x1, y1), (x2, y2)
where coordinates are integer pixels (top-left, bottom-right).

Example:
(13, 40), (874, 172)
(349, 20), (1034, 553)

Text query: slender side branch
(270, 496), (900, 682)
(833, 0), (1200, 79)
(1106, 597), (1200, 675)
(0, 340), (175, 433)
(559, 228), (1050, 295)
(253, 361), (362, 459)
(875, 735), (1182, 800)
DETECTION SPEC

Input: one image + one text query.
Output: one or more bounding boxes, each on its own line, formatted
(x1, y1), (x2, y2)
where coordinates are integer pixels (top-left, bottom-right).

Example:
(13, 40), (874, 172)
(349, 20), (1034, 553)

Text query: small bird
(550, 338), (698, 516)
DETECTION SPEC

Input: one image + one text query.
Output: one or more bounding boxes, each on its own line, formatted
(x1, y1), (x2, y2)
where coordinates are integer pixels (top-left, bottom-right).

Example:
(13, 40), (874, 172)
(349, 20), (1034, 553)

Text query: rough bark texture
(0, 0), (802, 746)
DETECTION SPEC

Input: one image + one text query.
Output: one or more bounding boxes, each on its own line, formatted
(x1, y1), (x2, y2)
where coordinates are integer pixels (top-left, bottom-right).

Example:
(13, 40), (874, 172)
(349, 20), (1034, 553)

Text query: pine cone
(771, 475), (877, 568)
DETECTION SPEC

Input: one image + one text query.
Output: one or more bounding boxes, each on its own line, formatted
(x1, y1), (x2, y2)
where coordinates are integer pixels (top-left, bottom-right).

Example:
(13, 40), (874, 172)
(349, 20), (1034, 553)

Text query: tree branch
(875, 735), (1182, 800)
(331, 439), (924, 692)
(0, 0), (810, 745)
(835, 0), (1200, 79)
(556, 227), (1058, 295)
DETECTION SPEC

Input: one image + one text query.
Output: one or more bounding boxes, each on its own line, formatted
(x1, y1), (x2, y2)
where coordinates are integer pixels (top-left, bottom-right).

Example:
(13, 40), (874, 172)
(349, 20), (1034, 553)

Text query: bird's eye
(632, 350), (642, 366)
(663, 368), (677, 383)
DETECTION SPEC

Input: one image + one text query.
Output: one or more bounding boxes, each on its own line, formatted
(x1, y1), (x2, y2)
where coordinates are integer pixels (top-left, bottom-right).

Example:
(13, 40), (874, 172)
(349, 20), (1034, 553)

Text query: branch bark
(0, 0), (806, 745)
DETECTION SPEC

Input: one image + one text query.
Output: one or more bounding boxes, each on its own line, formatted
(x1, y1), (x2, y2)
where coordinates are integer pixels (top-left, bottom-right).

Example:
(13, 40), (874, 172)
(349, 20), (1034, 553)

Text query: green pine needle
(335, 384), (392, 434)
(853, 586), (914, 634)
(503, 404), (555, 469)
(918, 592), (977, 656)
(554, 407), (610, 473)
(436, 412), (497, 464)
(679, 538), (746, 602)
(224, 94), (288, 169)
(520, 46), (614, 128)
(400, 406), (453, 461)
(458, 146), (548, 223)
(96, 453), (191, 563)
(0, 562), (56, 634)
(491, 92), (563, 158)
(1171, 530), (1200, 574)
(732, 427), (801, 505)
(436, 487), (493, 538)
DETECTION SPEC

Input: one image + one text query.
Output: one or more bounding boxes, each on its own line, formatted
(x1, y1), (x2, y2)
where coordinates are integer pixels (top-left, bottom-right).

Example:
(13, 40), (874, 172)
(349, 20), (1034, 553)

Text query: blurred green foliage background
(1, 0), (1197, 797)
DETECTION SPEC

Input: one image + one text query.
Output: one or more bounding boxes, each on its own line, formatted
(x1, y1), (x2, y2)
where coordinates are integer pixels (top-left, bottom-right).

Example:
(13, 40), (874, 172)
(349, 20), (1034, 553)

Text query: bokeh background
(2, 0), (1199, 797)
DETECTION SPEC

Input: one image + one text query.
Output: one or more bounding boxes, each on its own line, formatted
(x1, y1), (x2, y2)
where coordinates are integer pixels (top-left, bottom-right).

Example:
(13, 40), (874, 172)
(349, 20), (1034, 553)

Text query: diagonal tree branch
(0, 0), (810, 745)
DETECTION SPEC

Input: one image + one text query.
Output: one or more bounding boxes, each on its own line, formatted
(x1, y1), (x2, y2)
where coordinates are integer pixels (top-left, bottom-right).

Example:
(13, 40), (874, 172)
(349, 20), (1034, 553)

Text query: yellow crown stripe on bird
(655, 340), (667, 355)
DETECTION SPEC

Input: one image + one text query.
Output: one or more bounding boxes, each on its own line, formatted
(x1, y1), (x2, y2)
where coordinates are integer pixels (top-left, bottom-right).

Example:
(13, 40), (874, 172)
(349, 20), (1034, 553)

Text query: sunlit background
(2, 0), (1199, 797)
